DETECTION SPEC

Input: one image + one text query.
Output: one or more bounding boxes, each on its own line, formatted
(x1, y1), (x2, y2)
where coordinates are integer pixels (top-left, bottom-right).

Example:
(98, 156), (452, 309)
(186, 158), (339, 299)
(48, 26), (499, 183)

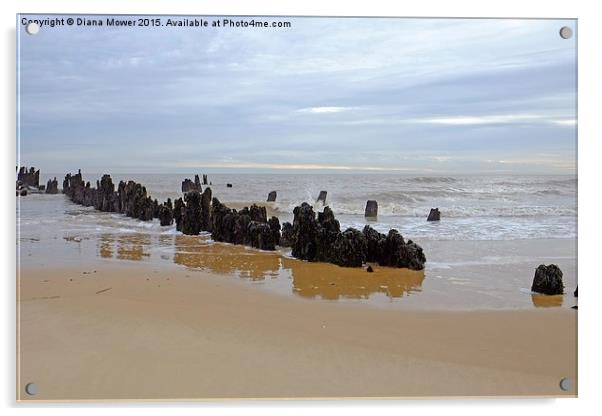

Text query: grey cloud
(18, 16), (576, 173)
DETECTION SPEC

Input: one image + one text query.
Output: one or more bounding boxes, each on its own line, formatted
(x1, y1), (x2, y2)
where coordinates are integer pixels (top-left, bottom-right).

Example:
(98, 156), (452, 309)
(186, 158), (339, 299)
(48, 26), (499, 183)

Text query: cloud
(338, 113), (576, 128)
(551, 119), (577, 126)
(414, 114), (576, 126)
(297, 106), (353, 114)
(17, 16), (577, 174)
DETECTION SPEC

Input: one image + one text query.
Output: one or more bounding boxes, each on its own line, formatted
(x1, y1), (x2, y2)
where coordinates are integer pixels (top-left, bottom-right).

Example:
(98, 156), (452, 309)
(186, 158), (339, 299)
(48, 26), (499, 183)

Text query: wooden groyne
(60, 170), (426, 270)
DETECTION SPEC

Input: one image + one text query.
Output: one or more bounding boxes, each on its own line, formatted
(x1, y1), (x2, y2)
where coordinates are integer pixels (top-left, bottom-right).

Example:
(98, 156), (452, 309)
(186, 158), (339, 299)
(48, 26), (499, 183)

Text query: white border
(3, 0), (601, 414)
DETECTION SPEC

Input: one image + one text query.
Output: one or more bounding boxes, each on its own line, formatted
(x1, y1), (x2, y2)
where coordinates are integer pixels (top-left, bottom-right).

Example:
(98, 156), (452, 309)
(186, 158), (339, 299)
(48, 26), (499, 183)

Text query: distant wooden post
(427, 208), (440, 221)
(365, 200), (378, 218)
(316, 190), (327, 204)
(267, 191), (277, 202)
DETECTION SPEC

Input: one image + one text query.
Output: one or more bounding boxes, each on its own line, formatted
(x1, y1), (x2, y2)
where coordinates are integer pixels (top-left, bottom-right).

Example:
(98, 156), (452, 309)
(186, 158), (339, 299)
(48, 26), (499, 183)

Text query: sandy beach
(17, 190), (578, 400)
(18, 262), (577, 401)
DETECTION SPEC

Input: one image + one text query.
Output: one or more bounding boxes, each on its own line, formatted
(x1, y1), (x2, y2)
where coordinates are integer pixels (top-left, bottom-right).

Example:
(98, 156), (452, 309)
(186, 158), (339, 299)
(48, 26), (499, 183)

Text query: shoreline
(18, 230), (578, 311)
(18, 262), (577, 400)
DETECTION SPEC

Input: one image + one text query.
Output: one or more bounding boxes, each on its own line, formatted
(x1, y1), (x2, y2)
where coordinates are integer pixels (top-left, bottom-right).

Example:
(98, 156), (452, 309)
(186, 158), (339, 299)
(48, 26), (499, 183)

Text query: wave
(533, 189), (563, 196)
(271, 202), (576, 218)
(409, 176), (458, 184)
(493, 178), (576, 187)
(540, 177), (577, 186)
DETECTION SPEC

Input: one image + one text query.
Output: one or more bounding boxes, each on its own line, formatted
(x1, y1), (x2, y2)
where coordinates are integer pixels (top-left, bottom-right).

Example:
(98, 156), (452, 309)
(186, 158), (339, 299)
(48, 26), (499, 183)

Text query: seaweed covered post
(180, 191), (203, 235)
(286, 203), (426, 270)
(45, 177), (59, 194)
(62, 170), (176, 226)
(531, 265), (564, 295)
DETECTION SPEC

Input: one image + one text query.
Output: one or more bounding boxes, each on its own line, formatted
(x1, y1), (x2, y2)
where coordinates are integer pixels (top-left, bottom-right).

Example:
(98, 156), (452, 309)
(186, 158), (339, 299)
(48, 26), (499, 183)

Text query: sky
(18, 16), (577, 174)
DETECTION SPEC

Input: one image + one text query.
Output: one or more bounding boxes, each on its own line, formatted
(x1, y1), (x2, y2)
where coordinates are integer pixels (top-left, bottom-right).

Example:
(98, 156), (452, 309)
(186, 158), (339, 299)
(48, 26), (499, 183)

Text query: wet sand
(20, 228), (578, 310)
(18, 262), (577, 401)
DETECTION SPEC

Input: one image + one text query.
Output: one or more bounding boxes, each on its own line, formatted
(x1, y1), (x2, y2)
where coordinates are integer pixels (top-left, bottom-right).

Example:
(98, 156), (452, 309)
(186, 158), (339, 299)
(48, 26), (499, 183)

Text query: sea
(17, 173), (578, 309)
(23, 173), (576, 240)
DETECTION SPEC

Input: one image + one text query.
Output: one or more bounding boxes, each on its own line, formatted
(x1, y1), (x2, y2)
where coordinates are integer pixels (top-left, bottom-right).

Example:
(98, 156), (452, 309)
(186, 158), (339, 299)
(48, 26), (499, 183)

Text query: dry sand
(17, 262), (577, 401)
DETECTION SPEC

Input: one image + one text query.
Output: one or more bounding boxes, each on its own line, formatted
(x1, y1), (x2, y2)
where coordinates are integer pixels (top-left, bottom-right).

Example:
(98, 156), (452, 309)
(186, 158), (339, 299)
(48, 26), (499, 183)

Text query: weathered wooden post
(316, 190), (327, 204)
(427, 208), (440, 221)
(365, 200), (378, 218)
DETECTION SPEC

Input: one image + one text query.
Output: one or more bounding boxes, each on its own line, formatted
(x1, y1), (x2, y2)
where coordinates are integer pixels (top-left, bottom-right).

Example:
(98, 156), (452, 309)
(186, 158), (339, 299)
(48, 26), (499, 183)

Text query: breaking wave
(22, 173), (576, 241)
(409, 176), (458, 184)
(271, 202), (576, 218)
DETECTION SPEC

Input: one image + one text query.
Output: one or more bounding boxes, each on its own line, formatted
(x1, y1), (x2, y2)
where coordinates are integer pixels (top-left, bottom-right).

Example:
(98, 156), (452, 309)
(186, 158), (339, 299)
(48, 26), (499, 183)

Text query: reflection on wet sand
(282, 258), (424, 300)
(98, 233), (152, 261)
(531, 294), (564, 308)
(172, 235), (424, 300)
(95, 232), (426, 302)
(173, 235), (281, 281)
(174, 235), (424, 300)
(99, 237), (113, 259)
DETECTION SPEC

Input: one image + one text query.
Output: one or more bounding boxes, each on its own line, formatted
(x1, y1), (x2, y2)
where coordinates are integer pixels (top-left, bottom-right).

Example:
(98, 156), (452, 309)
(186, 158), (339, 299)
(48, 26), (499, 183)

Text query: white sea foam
(21, 173), (576, 242)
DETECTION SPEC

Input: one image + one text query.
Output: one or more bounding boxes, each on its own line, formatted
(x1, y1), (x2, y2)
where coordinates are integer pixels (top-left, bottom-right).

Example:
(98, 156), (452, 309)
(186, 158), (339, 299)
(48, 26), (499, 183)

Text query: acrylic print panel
(16, 15), (577, 401)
